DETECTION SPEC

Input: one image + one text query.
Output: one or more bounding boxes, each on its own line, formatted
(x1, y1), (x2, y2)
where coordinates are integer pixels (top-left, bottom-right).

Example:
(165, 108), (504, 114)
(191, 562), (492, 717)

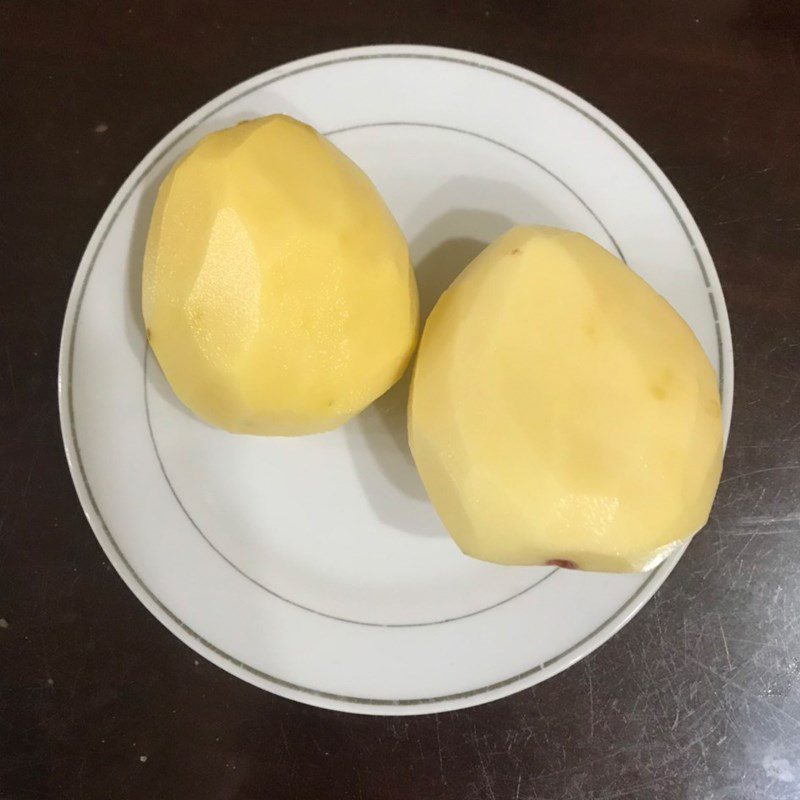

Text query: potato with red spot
(408, 226), (722, 572)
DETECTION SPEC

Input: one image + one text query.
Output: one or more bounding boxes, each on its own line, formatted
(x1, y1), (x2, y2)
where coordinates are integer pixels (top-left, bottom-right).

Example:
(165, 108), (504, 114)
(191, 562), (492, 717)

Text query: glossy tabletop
(2, 2), (799, 798)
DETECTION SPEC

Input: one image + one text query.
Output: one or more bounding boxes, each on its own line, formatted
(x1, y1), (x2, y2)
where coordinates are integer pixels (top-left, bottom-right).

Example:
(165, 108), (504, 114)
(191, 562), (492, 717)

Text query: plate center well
(146, 123), (621, 625)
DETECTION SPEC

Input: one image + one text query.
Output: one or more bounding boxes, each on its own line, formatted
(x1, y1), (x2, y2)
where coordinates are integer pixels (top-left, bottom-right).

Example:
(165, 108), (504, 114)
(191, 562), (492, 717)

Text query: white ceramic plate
(59, 45), (733, 715)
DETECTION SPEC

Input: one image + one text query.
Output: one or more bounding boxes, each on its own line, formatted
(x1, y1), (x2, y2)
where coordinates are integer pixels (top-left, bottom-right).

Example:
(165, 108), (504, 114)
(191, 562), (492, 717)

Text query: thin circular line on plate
(144, 343), (559, 627)
(326, 121), (626, 263)
(142, 118), (623, 628)
(65, 48), (724, 707)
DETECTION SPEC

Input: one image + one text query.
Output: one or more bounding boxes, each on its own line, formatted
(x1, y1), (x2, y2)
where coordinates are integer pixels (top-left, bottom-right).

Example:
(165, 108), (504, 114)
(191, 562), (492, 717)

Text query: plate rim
(58, 43), (734, 715)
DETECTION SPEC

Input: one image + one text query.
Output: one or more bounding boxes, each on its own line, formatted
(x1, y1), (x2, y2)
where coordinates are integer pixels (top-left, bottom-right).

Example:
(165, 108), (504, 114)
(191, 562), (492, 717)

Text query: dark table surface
(2, 2), (800, 798)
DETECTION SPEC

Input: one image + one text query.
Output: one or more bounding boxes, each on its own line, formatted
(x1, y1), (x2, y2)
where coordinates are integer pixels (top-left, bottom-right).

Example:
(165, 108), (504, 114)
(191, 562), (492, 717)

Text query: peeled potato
(143, 115), (418, 435)
(408, 226), (722, 572)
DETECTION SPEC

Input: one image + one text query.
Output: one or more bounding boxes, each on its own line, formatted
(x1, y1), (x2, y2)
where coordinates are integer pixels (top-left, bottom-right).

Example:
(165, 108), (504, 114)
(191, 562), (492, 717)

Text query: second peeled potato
(408, 226), (723, 572)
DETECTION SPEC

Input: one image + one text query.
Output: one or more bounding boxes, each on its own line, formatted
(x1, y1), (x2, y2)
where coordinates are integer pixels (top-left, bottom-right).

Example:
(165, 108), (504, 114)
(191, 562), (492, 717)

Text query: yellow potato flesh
(143, 115), (418, 435)
(408, 227), (723, 572)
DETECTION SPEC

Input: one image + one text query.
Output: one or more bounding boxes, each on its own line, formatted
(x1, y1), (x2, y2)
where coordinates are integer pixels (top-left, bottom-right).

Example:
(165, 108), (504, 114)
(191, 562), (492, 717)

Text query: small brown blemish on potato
(546, 559), (578, 569)
(511, 248), (521, 255)
(703, 396), (721, 417)
(650, 370), (672, 400)
(650, 383), (668, 400)
(581, 316), (601, 340)
(146, 327), (152, 342)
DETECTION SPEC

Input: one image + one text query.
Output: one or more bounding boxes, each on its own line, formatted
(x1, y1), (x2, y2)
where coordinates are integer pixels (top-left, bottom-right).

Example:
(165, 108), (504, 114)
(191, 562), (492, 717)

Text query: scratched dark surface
(2, 1), (800, 798)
